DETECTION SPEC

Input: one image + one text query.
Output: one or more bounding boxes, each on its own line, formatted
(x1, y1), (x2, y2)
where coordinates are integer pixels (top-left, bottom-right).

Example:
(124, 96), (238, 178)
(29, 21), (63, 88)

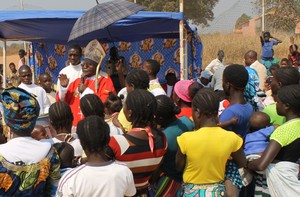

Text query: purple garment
(262, 40), (279, 58)
(244, 126), (275, 155)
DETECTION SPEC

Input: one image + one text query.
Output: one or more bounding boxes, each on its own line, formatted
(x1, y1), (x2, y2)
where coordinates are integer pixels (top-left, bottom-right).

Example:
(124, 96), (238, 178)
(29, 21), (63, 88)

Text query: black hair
(104, 92), (123, 114)
(223, 64), (249, 89)
(80, 94), (105, 119)
(263, 31), (270, 37)
(189, 81), (203, 100)
(9, 62), (16, 67)
(274, 66), (299, 87)
(126, 69), (149, 90)
(49, 102), (73, 133)
(155, 95), (180, 126)
(68, 44), (82, 55)
(125, 89), (157, 127)
(109, 46), (119, 62)
(270, 63), (280, 71)
(289, 44), (298, 51)
(53, 142), (74, 168)
(280, 58), (289, 63)
(277, 84), (300, 115)
(19, 49), (26, 55)
(77, 115), (110, 153)
(192, 88), (220, 117)
(245, 50), (257, 58)
(165, 72), (176, 80)
(18, 65), (31, 74)
(145, 59), (161, 76)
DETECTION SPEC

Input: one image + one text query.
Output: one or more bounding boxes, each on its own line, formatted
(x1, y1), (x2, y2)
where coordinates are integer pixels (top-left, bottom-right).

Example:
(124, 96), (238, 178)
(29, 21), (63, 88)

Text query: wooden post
(179, 0), (187, 80)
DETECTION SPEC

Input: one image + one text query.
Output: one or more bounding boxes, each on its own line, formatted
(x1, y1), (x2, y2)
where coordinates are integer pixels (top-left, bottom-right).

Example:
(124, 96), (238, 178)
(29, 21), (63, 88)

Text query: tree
(235, 14), (251, 30)
(253, 0), (300, 34)
(132, 0), (219, 26)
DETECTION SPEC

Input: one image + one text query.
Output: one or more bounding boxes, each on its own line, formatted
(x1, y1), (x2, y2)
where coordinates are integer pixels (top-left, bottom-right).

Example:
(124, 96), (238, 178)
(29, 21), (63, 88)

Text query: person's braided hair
(49, 102), (73, 132)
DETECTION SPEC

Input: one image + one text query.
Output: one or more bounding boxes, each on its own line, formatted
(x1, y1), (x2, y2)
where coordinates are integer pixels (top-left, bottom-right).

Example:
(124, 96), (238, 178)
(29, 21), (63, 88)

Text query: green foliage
(136, 0), (219, 26)
(235, 14), (251, 29)
(253, 0), (300, 33)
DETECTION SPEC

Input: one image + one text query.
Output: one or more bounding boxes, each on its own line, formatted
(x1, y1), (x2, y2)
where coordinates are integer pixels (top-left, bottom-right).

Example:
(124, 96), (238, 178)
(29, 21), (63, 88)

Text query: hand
(78, 82), (87, 93)
(58, 74), (69, 88)
(116, 59), (123, 74)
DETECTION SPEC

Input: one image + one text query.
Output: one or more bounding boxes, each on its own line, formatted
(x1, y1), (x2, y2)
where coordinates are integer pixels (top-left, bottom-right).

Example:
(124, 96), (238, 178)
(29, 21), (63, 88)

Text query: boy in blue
(260, 31), (282, 74)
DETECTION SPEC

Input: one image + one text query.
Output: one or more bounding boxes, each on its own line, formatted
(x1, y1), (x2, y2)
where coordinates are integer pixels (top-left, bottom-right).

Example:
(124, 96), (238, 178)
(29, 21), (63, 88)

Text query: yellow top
(117, 108), (132, 131)
(177, 127), (243, 184)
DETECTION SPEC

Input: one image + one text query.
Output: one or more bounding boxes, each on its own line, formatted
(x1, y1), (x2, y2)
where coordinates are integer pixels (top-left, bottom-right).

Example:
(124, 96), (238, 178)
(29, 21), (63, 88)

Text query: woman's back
(177, 127), (242, 184)
(109, 130), (167, 190)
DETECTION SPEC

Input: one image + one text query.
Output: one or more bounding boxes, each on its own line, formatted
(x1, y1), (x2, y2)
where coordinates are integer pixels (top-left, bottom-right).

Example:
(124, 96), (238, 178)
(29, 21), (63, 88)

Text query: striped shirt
(109, 131), (167, 191)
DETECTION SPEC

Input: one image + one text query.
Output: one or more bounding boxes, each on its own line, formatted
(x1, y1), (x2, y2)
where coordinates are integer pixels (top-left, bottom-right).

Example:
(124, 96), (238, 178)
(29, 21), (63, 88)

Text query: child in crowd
(263, 64), (280, 106)
(42, 102), (83, 157)
(288, 36), (300, 69)
(31, 125), (49, 140)
(51, 142), (75, 197)
(244, 112), (277, 158)
(104, 92), (124, 135)
(260, 31), (282, 72)
(280, 58), (291, 67)
(57, 116), (136, 196)
(39, 73), (56, 105)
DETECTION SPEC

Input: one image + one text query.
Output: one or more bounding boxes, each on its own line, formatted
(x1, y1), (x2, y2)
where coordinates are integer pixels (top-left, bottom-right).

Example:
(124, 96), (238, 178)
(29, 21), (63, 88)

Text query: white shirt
(57, 161), (136, 197)
(250, 60), (267, 91)
(41, 137), (83, 157)
(57, 63), (82, 101)
(205, 58), (224, 74)
(211, 66), (225, 91)
(166, 85), (173, 97)
(18, 83), (50, 115)
(149, 78), (166, 96)
(0, 137), (51, 164)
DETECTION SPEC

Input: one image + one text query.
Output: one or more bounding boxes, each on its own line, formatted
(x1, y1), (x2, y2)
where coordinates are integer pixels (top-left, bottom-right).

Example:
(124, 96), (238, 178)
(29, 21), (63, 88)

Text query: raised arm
(270, 34), (282, 43)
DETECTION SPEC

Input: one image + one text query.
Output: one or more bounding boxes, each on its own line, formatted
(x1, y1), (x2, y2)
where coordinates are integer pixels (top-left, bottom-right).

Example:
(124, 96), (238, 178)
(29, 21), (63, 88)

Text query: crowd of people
(0, 32), (299, 197)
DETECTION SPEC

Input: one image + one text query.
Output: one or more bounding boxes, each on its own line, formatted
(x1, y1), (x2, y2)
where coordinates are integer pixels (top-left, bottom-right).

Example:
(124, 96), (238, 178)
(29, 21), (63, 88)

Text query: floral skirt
(182, 182), (225, 197)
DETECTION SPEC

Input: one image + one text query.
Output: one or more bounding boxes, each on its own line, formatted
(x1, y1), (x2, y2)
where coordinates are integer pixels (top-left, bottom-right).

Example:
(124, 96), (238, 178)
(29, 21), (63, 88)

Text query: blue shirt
(219, 103), (253, 138)
(245, 67), (259, 91)
(262, 40), (279, 58)
(161, 116), (194, 182)
(244, 126), (275, 155)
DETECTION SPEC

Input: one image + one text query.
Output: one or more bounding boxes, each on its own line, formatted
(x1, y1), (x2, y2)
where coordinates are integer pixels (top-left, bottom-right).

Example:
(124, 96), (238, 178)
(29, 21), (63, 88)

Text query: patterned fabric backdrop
(30, 32), (202, 86)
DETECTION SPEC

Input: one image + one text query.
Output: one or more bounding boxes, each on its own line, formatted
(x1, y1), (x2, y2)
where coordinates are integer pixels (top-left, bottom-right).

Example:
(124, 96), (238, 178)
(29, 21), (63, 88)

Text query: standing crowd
(0, 32), (299, 197)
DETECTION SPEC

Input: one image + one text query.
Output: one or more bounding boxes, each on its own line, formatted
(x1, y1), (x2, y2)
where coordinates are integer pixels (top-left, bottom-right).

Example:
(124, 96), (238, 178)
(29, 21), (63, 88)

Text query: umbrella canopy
(68, 0), (144, 42)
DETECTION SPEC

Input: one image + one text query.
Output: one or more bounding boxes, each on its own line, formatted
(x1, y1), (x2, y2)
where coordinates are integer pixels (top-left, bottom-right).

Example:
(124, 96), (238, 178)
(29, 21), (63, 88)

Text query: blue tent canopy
(0, 10), (190, 44)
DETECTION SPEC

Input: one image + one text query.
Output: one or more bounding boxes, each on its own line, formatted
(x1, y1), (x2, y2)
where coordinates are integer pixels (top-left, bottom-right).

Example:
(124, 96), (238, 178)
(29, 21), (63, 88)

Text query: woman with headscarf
(0, 87), (60, 196)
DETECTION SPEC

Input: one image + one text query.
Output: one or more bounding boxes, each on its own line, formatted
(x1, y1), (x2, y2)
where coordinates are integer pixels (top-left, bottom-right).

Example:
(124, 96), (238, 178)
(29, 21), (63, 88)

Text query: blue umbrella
(68, 0), (144, 42)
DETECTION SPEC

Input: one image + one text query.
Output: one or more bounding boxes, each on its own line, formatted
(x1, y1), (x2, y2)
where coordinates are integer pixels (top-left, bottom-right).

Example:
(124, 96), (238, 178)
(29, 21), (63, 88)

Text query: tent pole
(179, 0), (186, 80)
(3, 40), (7, 88)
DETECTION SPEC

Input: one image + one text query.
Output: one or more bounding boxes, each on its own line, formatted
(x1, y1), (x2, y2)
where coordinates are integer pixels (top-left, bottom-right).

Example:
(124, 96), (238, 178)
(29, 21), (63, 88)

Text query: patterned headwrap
(1, 87), (40, 134)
